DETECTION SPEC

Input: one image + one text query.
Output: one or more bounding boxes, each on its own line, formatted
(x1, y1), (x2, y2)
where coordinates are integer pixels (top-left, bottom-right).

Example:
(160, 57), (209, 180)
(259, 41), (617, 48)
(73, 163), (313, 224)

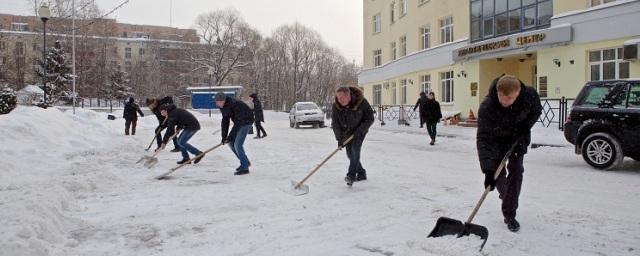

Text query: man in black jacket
(413, 92), (428, 128)
(146, 97), (179, 152)
(332, 86), (375, 186)
(215, 92), (255, 175)
(424, 92), (443, 145)
(159, 104), (204, 165)
(249, 93), (267, 139)
(477, 75), (542, 232)
(123, 97), (144, 135)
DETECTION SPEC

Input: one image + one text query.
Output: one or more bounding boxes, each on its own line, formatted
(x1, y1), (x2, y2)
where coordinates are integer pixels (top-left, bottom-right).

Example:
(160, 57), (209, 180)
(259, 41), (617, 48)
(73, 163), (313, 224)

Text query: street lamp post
(39, 5), (51, 108)
(208, 69), (213, 117)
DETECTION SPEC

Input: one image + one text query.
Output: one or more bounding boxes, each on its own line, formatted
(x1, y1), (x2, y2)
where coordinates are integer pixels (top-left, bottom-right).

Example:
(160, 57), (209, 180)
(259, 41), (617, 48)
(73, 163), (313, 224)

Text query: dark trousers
(345, 137), (366, 178)
(155, 126), (179, 149)
(426, 121), (437, 140)
(419, 115), (425, 127)
(255, 121), (267, 137)
(495, 153), (525, 219)
(125, 119), (137, 135)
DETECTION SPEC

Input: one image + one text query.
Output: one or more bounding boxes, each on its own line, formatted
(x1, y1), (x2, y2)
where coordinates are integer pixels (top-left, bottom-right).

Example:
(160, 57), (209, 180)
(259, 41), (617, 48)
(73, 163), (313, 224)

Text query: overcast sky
(1, 0), (364, 64)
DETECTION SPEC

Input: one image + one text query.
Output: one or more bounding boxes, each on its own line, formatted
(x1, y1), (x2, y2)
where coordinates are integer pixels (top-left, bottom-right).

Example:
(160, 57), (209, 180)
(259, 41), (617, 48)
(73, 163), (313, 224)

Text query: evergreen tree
(100, 64), (133, 112)
(0, 86), (17, 114)
(36, 40), (73, 106)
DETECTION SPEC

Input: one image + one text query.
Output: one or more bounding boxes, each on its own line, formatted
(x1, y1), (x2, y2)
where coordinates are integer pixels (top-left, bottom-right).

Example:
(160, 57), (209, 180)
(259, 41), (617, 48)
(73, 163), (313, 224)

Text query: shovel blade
(290, 180), (309, 196)
(143, 157), (158, 168)
(428, 217), (489, 250)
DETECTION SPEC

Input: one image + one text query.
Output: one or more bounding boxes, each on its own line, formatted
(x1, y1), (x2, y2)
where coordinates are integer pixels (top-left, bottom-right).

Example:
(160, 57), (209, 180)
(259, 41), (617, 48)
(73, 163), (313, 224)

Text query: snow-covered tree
(0, 86), (17, 114)
(36, 40), (73, 106)
(100, 64), (133, 112)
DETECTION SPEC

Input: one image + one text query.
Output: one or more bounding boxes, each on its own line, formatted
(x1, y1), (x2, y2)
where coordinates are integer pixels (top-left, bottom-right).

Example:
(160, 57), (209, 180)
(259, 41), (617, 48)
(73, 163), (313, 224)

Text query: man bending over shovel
(332, 86), (375, 186)
(159, 104), (204, 165)
(477, 75), (542, 232)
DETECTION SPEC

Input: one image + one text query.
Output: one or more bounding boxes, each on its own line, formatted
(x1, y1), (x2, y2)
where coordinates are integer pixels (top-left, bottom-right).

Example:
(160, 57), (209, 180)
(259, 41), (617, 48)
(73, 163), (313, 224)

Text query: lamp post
(208, 68), (213, 117)
(39, 4), (51, 108)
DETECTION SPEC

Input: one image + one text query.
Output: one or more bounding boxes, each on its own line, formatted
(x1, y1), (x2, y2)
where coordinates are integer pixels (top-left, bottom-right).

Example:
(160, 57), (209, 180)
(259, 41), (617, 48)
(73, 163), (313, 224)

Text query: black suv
(564, 80), (640, 169)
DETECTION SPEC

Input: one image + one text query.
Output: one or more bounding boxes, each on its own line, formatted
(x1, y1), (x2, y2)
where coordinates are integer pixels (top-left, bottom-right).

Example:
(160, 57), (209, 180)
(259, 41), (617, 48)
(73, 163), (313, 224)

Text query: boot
(355, 171), (367, 182)
(504, 218), (520, 232)
(344, 175), (355, 186)
(234, 169), (250, 175)
(176, 158), (191, 165)
(430, 139), (435, 146)
(193, 154), (205, 164)
(170, 148), (181, 152)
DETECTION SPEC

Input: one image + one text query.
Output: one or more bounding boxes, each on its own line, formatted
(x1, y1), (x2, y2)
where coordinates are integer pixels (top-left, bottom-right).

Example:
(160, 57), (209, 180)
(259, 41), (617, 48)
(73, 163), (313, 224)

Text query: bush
(0, 87), (17, 114)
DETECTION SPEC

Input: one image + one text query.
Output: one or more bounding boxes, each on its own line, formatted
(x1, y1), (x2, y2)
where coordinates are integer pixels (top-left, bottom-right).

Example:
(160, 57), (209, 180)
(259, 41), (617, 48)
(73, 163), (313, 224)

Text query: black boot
(176, 158), (191, 165)
(345, 175), (355, 186)
(170, 148), (181, 152)
(504, 218), (520, 232)
(193, 154), (205, 164)
(355, 171), (367, 182)
(234, 169), (250, 175)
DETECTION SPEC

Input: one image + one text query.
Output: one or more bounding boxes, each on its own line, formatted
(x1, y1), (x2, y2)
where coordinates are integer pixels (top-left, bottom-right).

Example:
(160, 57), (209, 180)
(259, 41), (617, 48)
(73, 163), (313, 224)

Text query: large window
(440, 16), (454, 44)
(421, 74), (431, 93)
(390, 41), (397, 60)
(401, 0), (408, 16)
(373, 85), (382, 105)
(440, 71), (454, 103)
(373, 49), (382, 67)
(15, 42), (24, 55)
(400, 35), (407, 57)
(390, 82), (397, 105)
(390, 2), (396, 23)
(420, 25), (431, 49)
(373, 14), (382, 33)
(470, 0), (552, 42)
(589, 48), (630, 81)
(401, 79), (408, 104)
(125, 48), (132, 59)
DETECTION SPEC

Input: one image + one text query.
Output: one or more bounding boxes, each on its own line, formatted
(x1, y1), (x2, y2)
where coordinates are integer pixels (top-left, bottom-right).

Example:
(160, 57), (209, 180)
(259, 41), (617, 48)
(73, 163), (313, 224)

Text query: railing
(371, 104), (419, 125)
(538, 97), (575, 131)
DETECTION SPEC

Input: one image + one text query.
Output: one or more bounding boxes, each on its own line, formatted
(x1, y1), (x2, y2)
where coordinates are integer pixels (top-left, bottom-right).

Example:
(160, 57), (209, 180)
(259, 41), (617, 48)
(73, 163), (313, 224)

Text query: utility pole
(72, 0), (77, 114)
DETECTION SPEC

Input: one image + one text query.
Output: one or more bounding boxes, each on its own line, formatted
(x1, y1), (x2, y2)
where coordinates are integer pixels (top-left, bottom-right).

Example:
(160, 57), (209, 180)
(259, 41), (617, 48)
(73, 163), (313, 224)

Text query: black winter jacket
(476, 78), (542, 174)
(413, 95), (428, 113)
(123, 102), (144, 120)
(162, 105), (200, 144)
(331, 87), (375, 142)
(424, 99), (443, 123)
(220, 97), (255, 141)
(253, 98), (264, 123)
(152, 96), (174, 127)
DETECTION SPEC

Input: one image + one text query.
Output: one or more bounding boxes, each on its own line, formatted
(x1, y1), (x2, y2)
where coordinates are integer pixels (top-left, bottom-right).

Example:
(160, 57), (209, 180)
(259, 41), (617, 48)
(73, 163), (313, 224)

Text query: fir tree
(36, 40), (73, 107)
(100, 64), (133, 112)
(0, 86), (17, 114)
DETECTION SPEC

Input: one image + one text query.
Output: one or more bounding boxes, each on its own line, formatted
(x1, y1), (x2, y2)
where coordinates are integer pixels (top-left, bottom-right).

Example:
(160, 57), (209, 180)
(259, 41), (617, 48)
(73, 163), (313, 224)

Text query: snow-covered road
(1, 106), (639, 256)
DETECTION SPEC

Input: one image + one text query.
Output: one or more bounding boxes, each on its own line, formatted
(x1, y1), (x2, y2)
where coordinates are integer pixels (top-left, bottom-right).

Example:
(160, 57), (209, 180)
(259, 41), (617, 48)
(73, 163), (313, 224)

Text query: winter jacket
(253, 97), (265, 123)
(152, 96), (174, 127)
(476, 77), (542, 174)
(123, 102), (144, 120)
(162, 105), (201, 144)
(424, 99), (443, 123)
(220, 96), (255, 141)
(413, 95), (428, 113)
(331, 87), (375, 142)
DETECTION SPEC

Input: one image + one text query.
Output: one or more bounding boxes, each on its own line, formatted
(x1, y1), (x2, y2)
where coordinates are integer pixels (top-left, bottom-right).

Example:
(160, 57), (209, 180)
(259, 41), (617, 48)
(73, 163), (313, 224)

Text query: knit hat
(249, 93), (257, 98)
(215, 92), (226, 101)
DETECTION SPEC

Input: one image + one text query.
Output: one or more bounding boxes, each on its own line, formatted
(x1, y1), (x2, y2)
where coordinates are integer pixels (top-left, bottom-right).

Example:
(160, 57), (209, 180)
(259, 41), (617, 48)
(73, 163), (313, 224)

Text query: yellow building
(359, 0), (640, 119)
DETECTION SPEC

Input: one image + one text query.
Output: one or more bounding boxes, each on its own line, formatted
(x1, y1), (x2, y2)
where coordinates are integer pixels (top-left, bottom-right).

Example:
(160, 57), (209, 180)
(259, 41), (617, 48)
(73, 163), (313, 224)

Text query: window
(32, 43), (37, 51)
(440, 16), (454, 44)
(420, 74), (431, 93)
(589, 48), (629, 81)
(470, 0), (552, 42)
(420, 25), (431, 49)
(400, 35), (407, 57)
(125, 48), (132, 59)
(538, 76), (548, 98)
(628, 84), (640, 108)
(401, 79), (408, 104)
(125, 61), (132, 72)
(390, 2), (396, 23)
(590, 0), (616, 7)
(11, 23), (28, 31)
(440, 71), (454, 103)
(15, 42), (24, 55)
(400, 0), (408, 16)
(390, 41), (397, 60)
(373, 49), (382, 66)
(0, 57), (6, 65)
(391, 82), (397, 105)
(0, 41), (6, 51)
(139, 48), (145, 55)
(373, 14), (382, 33)
(373, 85), (382, 105)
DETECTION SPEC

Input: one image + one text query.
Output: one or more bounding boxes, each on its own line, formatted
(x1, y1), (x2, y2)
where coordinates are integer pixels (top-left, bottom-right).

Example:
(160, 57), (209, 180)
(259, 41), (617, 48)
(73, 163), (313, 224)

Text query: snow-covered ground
(1, 106), (639, 256)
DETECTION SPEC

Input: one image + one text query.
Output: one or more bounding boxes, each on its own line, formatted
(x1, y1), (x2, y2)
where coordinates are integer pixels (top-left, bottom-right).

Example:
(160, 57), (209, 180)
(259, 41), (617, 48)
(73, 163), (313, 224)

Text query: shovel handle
(294, 135), (355, 189)
(170, 143), (224, 171)
(466, 138), (521, 223)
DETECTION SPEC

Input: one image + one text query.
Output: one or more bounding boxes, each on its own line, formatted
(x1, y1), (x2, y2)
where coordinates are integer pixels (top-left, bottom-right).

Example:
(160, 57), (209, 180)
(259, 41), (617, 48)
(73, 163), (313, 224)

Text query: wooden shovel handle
(170, 143), (224, 171)
(294, 135), (355, 189)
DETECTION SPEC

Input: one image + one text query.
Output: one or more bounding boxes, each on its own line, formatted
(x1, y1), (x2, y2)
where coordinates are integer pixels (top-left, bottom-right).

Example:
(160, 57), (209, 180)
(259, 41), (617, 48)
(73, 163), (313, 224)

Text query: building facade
(359, 0), (640, 118)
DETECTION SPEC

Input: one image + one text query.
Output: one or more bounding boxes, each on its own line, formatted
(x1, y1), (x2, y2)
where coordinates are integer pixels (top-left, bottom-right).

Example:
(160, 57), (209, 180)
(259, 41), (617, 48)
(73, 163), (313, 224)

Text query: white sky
(0, 0), (364, 64)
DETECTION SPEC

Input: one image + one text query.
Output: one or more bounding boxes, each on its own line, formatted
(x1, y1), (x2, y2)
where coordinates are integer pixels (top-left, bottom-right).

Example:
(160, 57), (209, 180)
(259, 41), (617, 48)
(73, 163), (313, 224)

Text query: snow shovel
(427, 139), (520, 250)
(137, 130), (180, 168)
(290, 135), (354, 196)
(145, 117), (168, 151)
(156, 142), (225, 180)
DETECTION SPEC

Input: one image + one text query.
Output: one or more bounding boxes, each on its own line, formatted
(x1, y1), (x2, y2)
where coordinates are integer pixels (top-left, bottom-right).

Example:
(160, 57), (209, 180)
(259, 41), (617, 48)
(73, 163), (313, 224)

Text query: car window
(580, 86), (611, 106)
(578, 84), (628, 107)
(629, 84), (640, 108)
(297, 104), (318, 111)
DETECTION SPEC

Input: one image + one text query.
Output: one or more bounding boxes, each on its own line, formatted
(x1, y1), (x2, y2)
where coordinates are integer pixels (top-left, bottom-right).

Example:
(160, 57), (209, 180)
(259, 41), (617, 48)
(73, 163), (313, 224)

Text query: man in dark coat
(413, 92), (428, 128)
(332, 86), (375, 186)
(424, 92), (443, 145)
(123, 97), (144, 135)
(146, 97), (180, 152)
(477, 75), (542, 232)
(159, 104), (204, 165)
(249, 93), (267, 139)
(215, 92), (255, 175)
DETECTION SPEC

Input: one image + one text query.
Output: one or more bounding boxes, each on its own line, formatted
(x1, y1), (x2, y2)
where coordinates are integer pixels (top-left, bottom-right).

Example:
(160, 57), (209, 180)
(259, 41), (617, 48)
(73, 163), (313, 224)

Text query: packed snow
(1, 106), (639, 256)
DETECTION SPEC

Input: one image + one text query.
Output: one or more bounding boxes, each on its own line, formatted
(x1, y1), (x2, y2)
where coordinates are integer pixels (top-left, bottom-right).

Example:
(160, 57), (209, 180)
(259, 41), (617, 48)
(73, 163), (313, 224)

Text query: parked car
(564, 79), (640, 169)
(289, 102), (325, 128)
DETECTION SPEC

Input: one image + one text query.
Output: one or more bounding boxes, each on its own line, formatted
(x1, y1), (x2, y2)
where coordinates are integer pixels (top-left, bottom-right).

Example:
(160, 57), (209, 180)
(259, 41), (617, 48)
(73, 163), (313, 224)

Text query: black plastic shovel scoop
(428, 139), (519, 250)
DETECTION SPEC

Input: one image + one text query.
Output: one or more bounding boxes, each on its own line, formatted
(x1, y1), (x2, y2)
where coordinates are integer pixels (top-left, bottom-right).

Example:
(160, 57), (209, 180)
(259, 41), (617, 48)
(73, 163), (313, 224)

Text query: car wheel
(581, 132), (624, 170)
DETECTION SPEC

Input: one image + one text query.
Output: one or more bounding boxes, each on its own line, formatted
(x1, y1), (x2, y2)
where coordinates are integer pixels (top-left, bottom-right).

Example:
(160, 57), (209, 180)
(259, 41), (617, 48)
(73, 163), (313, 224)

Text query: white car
(289, 102), (325, 128)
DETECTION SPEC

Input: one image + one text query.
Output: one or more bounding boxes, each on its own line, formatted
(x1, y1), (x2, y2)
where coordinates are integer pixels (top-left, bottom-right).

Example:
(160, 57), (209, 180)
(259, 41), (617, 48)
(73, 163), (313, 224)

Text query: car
(289, 102), (325, 128)
(564, 79), (640, 170)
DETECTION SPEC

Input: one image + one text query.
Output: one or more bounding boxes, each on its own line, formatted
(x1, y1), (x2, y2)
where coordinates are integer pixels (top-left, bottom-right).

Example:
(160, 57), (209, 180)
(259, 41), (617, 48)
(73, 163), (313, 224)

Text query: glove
(484, 172), (496, 191)
(337, 141), (343, 149)
(141, 114), (144, 117)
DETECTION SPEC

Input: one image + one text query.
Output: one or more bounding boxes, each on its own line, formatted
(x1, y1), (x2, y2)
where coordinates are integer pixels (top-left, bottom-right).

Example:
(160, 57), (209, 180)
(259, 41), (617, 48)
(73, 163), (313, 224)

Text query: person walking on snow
(249, 93), (267, 139)
(477, 74), (542, 232)
(424, 92), (443, 145)
(159, 104), (204, 165)
(215, 92), (254, 175)
(413, 92), (428, 128)
(123, 97), (144, 135)
(146, 97), (180, 152)
(332, 86), (375, 186)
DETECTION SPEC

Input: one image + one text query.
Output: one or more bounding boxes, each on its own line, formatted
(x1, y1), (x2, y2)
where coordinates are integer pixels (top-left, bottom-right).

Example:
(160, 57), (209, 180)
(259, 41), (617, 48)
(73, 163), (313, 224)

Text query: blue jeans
(345, 137), (365, 178)
(177, 129), (202, 160)
(228, 124), (252, 170)
(156, 126), (179, 149)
